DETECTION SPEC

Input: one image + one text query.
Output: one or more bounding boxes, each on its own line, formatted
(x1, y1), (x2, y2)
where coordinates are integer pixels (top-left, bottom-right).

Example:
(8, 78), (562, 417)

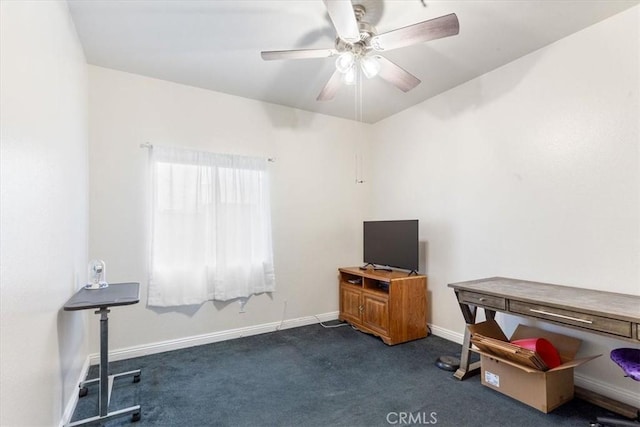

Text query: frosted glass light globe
(335, 52), (355, 74)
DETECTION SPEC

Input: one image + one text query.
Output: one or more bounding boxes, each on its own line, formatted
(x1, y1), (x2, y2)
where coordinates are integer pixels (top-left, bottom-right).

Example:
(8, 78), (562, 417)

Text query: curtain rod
(140, 143), (275, 162)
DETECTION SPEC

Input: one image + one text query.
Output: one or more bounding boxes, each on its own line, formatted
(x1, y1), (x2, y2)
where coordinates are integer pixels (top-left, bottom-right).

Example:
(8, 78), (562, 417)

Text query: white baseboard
(429, 323), (464, 345)
(59, 355), (91, 427)
(88, 311), (339, 365)
(575, 372), (640, 409)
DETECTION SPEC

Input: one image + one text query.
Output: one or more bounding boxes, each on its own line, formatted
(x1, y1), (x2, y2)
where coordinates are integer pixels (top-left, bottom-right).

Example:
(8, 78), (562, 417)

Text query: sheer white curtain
(148, 145), (275, 307)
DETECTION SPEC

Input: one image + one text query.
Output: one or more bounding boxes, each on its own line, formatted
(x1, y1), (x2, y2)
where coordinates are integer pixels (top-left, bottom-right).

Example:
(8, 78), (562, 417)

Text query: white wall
(369, 6), (640, 403)
(0, 1), (89, 425)
(88, 66), (366, 352)
(1, 1), (636, 423)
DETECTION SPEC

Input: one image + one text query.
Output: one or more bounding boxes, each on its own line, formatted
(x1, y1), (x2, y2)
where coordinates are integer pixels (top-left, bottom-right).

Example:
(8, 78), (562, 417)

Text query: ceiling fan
(261, 0), (459, 101)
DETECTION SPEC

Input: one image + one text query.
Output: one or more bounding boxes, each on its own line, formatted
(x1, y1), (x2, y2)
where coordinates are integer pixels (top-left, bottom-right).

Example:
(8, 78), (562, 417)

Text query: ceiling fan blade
(371, 13), (459, 52)
(323, 0), (360, 42)
(376, 56), (421, 92)
(261, 48), (338, 61)
(317, 69), (343, 101)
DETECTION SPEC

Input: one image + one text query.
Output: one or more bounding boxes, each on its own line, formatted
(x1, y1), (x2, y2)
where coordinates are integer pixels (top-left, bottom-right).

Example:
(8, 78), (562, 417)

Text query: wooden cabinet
(338, 266), (427, 345)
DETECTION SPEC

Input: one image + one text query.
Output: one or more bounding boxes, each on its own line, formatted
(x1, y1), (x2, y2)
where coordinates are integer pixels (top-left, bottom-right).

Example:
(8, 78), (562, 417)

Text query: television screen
(363, 220), (418, 271)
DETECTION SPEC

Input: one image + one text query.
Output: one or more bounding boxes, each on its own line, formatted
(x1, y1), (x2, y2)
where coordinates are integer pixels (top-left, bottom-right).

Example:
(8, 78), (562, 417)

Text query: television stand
(338, 266), (427, 345)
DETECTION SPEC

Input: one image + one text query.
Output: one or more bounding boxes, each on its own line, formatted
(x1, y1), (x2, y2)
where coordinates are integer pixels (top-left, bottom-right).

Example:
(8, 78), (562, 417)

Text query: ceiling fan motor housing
(335, 21), (377, 57)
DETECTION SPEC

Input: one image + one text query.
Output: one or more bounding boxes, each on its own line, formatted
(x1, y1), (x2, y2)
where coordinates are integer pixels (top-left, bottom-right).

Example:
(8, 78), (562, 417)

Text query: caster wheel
(132, 411), (141, 422)
(78, 387), (88, 398)
(133, 374), (141, 383)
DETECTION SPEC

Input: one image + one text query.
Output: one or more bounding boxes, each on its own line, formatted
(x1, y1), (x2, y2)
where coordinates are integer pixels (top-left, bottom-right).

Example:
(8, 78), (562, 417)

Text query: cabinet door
(340, 284), (362, 324)
(362, 292), (389, 336)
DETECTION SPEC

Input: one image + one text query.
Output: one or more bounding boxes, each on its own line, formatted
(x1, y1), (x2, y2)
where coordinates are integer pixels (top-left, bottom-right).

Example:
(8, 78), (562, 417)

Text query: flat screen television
(363, 220), (418, 272)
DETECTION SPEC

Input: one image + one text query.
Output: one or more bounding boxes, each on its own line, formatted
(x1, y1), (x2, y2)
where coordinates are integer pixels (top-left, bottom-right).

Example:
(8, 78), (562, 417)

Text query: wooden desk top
(448, 277), (640, 322)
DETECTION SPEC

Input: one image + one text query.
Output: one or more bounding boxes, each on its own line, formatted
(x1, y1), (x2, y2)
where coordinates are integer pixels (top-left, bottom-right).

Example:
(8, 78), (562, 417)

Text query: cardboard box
(468, 320), (600, 413)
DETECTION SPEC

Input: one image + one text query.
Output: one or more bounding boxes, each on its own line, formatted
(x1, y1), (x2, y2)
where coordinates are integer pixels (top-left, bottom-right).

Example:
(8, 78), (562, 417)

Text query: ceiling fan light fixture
(360, 55), (381, 78)
(335, 51), (356, 74)
(343, 66), (357, 85)
(261, 2), (459, 101)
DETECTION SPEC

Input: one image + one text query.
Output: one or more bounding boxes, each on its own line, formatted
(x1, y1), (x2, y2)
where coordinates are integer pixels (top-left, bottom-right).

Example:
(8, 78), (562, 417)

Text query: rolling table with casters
(64, 282), (142, 426)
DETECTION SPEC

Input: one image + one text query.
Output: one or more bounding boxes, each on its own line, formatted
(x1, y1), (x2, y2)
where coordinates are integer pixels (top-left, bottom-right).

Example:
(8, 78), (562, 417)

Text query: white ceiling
(67, 0), (639, 123)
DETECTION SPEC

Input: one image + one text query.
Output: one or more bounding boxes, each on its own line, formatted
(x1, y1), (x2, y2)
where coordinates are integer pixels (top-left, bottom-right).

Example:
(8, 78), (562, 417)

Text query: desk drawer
(458, 291), (506, 310)
(510, 301), (633, 338)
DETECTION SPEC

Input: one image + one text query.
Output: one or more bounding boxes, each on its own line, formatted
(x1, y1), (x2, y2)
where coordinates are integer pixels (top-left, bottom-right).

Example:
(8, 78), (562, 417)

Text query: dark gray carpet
(71, 322), (616, 426)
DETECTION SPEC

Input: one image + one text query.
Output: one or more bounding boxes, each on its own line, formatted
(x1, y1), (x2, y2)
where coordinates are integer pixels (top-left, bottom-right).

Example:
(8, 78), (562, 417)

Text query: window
(147, 145), (275, 307)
